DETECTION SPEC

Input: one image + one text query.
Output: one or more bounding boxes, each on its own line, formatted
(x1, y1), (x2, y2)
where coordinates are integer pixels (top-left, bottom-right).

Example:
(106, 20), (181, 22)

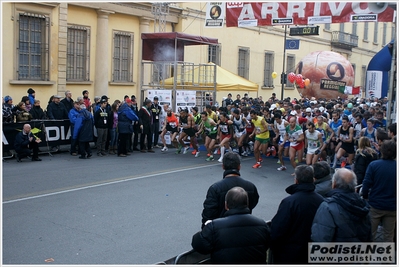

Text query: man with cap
(94, 98), (110, 156)
(46, 95), (68, 120)
(151, 96), (162, 148)
(138, 98), (154, 153)
(3, 95), (14, 123)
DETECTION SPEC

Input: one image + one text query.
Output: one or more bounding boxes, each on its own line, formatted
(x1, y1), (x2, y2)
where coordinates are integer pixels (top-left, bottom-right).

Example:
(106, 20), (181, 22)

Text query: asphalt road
(3, 145), (296, 264)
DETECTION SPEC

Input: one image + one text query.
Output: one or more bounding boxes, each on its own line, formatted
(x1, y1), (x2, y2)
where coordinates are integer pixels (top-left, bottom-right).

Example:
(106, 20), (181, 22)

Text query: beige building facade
(2, 2), (395, 106)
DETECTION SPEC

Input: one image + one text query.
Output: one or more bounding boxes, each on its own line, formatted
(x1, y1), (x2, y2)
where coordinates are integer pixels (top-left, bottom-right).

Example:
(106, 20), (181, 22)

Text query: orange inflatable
(295, 51), (354, 99)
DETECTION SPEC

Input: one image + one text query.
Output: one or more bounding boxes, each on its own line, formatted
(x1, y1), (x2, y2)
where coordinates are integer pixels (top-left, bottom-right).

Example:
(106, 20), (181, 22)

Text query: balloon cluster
(287, 72), (310, 88)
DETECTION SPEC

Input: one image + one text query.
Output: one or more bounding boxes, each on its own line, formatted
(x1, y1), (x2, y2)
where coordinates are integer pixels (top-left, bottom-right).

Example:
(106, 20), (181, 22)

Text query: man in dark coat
(138, 98), (154, 152)
(29, 99), (47, 120)
(270, 165), (324, 264)
(150, 96), (162, 148)
(313, 161), (333, 197)
(60, 90), (74, 112)
(14, 124), (42, 161)
(46, 95), (68, 120)
(117, 99), (139, 157)
(192, 186), (270, 264)
(73, 105), (94, 159)
(201, 152), (259, 229)
(311, 168), (372, 242)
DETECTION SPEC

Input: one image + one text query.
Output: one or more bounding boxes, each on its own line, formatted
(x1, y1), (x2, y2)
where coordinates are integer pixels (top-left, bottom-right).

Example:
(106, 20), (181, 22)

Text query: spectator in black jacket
(313, 161), (332, 197)
(150, 96), (162, 148)
(14, 124), (42, 162)
(353, 137), (378, 186)
(60, 90), (74, 112)
(270, 165), (324, 264)
(46, 95), (68, 120)
(29, 99), (47, 120)
(94, 98), (110, 156)
(311, 168), (372, 242)
(192, 186), (270, 264)
(201, 152), (259, 229)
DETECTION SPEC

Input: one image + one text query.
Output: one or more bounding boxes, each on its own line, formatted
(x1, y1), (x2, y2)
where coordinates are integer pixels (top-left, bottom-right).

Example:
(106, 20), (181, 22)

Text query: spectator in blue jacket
(362, 139), (397, 242)
(68, 101), (81, 156)
(73, 105), (94, 159)
(27, 88), (35, 106)
(117, 99), (138, 157)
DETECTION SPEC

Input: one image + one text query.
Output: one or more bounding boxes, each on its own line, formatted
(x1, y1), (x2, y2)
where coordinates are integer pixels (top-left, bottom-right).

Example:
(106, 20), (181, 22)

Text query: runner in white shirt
(304, 121), (323, 165)
(273, 113), (289, 171)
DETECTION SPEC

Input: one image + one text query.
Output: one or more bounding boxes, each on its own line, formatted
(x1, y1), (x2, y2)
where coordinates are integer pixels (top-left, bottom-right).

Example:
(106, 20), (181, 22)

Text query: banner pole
(281, 25), (287, 101)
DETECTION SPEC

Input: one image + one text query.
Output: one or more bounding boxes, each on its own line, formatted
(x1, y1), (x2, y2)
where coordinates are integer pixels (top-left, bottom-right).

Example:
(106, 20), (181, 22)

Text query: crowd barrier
(2, 120), (73, 153)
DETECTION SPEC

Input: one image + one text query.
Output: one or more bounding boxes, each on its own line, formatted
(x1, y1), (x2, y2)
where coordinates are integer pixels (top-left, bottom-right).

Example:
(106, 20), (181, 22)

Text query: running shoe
(218, 157), (223, 163)
(277, 166), (287, 171)
(206, 156), (214, 161)
(195, 151), (200, 158)
(241, 151), (248, 157)
(191, 149), (197, 155)
(183, 146), (189, 154)
(207, 153), (211, 157)
(277, 160), (281, 164)
(252, 163), (262, 169)
(341, 160), (347, 168)
(176, 144), (182, 154)
(161, 146), (168, 152)
(271, 147), (277, 157)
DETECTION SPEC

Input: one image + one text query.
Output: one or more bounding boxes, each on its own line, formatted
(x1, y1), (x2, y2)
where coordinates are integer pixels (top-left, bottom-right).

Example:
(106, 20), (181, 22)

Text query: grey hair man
(311, 168), (372, 242)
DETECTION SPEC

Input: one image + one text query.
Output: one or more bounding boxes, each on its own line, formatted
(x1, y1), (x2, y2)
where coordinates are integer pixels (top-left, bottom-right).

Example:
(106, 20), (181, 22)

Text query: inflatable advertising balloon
(295, 51), (354, 99)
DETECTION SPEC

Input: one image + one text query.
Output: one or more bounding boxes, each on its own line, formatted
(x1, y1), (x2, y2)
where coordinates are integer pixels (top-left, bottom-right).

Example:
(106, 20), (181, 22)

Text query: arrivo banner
(225, 2), (396, 27)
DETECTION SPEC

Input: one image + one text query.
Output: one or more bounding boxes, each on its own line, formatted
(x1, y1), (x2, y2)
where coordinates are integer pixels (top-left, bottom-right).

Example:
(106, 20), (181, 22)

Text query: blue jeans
(109, 128), (118, 147)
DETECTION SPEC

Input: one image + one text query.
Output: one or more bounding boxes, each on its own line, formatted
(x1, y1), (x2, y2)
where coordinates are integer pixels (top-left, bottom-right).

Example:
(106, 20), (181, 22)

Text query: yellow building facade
(2, 2), (396, 106)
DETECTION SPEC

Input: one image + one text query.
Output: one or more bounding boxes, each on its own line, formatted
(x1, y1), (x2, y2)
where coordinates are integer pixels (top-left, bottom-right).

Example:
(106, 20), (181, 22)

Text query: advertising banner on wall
(225, 2), (395, 27)
(146, 90), (172, 106)
(205, 2), (226, 28)
(366, 71), (383, 98)
(175, 91), (196, 112)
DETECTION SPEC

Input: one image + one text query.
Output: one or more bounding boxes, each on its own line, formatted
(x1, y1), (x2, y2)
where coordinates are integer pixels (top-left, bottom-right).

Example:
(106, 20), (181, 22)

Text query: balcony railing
(331, 31), (358, 50)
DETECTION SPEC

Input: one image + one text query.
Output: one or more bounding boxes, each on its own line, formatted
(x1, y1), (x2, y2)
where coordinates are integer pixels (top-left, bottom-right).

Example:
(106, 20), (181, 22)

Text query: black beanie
(27, 88), (35, 94)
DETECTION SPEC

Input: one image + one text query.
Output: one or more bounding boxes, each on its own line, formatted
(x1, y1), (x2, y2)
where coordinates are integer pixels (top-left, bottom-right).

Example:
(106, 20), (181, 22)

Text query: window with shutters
(263, 52), (274, 87)
(208, 45), (221, 65)
(112, 31), (134, 82)
(67, 26), (90, 81)
(286, 55), (295, 87)
(17, 13), (50, 81)
(238, 47), (249, 79)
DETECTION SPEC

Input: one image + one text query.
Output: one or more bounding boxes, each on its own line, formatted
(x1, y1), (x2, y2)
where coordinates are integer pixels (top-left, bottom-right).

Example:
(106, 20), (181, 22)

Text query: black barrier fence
(3, 120), (73, 152)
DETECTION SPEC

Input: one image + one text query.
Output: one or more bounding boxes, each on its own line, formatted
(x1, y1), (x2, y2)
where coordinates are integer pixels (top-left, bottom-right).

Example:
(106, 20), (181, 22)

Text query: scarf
(223, 169), (240, 178)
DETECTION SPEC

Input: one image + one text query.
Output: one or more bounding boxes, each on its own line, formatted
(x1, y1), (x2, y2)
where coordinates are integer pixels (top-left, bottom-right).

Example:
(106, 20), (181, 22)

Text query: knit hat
(27, 88), (35, 94)
(4, 96), (12, 103)
(82, 90), (89, 95)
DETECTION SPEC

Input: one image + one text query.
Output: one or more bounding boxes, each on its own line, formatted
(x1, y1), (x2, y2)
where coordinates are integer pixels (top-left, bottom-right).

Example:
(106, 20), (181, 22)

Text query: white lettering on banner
(227, 2), (243, 8)
(238, 3), (255, 20)
(261, 2), (279, 18)
(2, 131), (9, 145)
(327, 2), (346, 16)
(286, 2), (306, 17)
(46, 126), (60, 141)
(45, 126), (72, 141)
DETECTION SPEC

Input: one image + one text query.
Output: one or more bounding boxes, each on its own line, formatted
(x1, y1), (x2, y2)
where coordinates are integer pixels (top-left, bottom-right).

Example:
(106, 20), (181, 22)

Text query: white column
(94, 10), (114, 97)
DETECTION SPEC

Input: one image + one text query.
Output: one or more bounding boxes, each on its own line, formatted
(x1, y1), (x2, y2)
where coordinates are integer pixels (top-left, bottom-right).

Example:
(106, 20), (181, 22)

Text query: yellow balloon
(272, 72), (277, 79)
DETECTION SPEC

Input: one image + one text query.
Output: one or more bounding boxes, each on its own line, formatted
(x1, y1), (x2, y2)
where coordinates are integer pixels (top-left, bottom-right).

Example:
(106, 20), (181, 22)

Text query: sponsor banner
(226, 2), (395, 27)
(147, 90), (172, 106)
(320, 79), (347, 91)
(366, 71), (383, 98)
(205, 2), (226, 28)
(351, 14), (378, 22)
(308, 242), (395, 264)
(2, 120), (72, 152)
(175, 91), (196, 112)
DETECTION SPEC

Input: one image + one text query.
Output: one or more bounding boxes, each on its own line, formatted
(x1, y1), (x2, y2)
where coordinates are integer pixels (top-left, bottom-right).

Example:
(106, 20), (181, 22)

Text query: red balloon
(299, 80), (305, 88)
(295, 74), (303, 84)
(288, 72), (296, 83)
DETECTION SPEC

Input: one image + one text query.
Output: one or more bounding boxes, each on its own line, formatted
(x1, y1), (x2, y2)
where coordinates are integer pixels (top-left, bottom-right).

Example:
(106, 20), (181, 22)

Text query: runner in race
(304, 121), (323, 165)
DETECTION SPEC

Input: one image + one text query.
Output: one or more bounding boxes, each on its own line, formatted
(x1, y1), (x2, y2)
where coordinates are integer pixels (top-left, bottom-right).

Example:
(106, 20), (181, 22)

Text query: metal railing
(331, 31), (358, 49)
